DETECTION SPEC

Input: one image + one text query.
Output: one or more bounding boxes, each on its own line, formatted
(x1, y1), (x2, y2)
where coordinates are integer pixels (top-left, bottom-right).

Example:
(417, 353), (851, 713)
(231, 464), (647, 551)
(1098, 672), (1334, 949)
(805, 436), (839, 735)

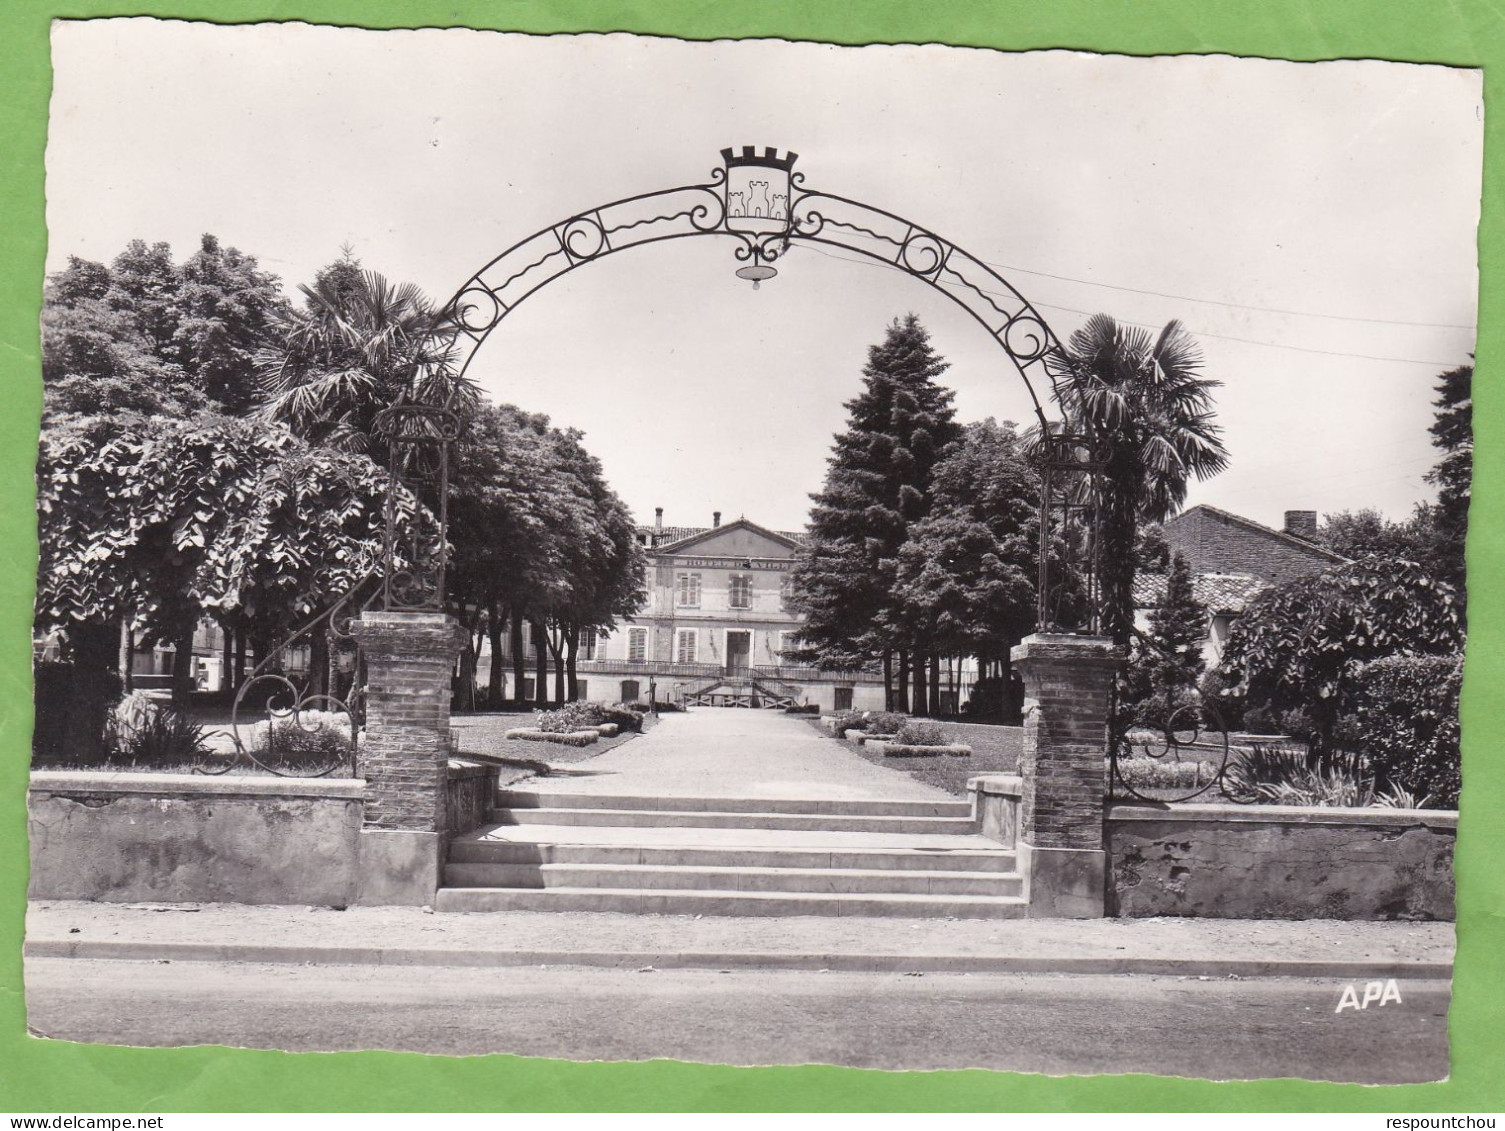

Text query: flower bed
(501, 728), (600, 747)
(874, 742), (972, 758)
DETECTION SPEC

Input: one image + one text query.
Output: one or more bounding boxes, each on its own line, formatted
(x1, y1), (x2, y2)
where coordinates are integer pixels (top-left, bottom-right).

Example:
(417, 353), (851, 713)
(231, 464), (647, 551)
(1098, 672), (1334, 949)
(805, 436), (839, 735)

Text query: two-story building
(572, 511), (887, 711)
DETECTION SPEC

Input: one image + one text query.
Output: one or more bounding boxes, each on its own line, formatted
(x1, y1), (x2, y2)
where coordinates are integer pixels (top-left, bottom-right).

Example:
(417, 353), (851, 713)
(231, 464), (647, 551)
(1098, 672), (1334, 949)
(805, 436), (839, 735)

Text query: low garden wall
(28, 771), (364, 907)
(445, 759), (500, 836)
(1106, 803), (1456, 921)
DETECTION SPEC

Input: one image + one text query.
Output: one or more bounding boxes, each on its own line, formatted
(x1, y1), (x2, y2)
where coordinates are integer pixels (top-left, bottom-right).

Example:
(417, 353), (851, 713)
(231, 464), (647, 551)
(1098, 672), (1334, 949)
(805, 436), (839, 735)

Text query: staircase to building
(682, 676), (797, 709)
(436, 787), (1026, 918)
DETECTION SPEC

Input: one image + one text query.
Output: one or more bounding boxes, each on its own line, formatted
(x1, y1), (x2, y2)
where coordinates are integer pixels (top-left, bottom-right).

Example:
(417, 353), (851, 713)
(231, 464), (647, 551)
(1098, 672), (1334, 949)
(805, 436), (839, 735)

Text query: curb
(23, 938), (1453, 980)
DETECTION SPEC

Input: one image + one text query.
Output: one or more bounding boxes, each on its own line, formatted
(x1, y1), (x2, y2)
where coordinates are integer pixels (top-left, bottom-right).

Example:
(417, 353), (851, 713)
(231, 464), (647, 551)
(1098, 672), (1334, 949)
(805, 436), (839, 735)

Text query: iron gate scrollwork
(199, 570), (379, 778)
(373, 401), (463, 613)
(1107, 626), (1251, 804)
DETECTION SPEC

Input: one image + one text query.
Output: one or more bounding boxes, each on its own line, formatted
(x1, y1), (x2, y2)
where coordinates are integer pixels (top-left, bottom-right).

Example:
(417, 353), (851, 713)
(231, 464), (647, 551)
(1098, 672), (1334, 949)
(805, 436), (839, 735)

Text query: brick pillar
(1011, 633), (1121, 917)
(352, 611), (465, 905)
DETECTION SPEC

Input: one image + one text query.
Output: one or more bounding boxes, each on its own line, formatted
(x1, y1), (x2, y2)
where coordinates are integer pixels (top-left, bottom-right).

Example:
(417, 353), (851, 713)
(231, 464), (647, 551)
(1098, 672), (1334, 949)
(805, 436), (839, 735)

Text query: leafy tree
(42, 256), (187, 394)
(1317, 508), (1432, 563)
(36, 408), (399, 710)
(448, 404), (645, 707)
(175, 234), (290, 414)
(890, 419), (1038, 712)
(1217, 557), (1462, 755)
(41, 237), (287, 415)
(1046, 315), (1229, 645)
(791, 314), (962, 711)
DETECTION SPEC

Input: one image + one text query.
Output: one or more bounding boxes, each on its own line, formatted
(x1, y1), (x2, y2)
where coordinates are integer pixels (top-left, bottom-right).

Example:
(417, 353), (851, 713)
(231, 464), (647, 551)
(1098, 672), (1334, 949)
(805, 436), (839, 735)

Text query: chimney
(654, 507), (663, 531)
(713, 511), (722, 528)
(1283, 510), (1318, 540)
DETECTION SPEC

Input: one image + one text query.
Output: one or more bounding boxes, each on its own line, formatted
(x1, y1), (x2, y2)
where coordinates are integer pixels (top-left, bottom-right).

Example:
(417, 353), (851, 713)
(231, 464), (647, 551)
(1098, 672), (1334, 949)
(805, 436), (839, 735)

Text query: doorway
(725, 631), (751, 677)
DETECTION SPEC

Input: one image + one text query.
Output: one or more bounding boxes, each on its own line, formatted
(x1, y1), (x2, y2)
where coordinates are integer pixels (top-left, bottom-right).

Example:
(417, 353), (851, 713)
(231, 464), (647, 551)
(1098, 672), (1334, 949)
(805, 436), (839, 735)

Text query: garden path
(499, 708), (954, 802)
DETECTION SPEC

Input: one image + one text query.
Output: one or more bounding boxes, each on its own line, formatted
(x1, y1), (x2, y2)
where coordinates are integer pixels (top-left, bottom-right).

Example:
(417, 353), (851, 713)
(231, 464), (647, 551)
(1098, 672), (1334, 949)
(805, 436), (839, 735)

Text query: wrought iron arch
(436, 147), (1066, 431)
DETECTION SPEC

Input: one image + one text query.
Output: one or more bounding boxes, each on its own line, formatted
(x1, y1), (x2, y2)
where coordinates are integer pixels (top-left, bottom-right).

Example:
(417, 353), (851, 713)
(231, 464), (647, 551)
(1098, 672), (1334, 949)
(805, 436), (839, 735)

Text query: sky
(43, 21), (1483, 534)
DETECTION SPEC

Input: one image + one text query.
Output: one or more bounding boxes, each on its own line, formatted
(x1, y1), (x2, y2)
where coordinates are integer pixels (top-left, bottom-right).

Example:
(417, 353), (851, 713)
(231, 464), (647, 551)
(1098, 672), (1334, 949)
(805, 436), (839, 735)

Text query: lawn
(450, 708), (658, 788)
(33, 705), (654, 783)
(815, 717), (1025, 797)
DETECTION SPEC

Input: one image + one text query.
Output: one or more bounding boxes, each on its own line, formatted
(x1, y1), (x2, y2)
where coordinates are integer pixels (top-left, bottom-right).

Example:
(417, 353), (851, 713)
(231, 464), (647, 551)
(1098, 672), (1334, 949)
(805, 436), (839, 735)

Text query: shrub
(112, 699), (211, 768)
(963, 676), (1005, 717)
(602, 704), (645, 733)
(1217, 557), (1462, 754)
(895, 719), (948, 746)
(830, 710), (867, 734)
(783, 702), (820, 715)
(1348, 653), (1462, 808)
(251, 710), (353, 771)
(33, 660), (121, 766)
(1225, 743), (1374, 807)
(1116, 757), (1220, 791)
(535, 703), (599, 733)
(864, 711), (909, 735)
(1197, 668), (1245, 731)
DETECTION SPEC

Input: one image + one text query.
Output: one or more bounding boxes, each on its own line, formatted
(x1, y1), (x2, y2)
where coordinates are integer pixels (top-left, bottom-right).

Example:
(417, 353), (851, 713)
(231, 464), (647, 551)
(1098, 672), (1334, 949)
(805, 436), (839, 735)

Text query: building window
(676, 572), (702, 607)
(579, 627), (597, 661)
(777, 631), (798, 659)
(676, 628), (698, 664)
(627, 627), (648, 662)
(729, 574), (752, 609)
(780, 574), (796, 610)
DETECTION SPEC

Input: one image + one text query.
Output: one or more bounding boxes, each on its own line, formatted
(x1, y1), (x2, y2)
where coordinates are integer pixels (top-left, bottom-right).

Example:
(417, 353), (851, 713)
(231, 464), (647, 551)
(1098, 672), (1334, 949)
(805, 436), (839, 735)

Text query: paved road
(521, 709), (951, 802)
(25, 958), (1448, 1082)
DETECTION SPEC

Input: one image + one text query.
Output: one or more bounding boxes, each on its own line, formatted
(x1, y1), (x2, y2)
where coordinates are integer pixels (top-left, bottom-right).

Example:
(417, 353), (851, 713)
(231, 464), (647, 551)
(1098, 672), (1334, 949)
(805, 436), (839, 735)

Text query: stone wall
(27, 771), (363, 906)
(445, 759), (499, 836)
(1107, 803), (1456, 920)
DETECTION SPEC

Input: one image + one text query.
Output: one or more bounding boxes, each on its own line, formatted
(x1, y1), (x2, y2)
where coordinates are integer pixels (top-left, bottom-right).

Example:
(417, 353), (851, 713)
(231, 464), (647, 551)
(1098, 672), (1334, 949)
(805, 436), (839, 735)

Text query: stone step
(449, 837), (1017, 872)
(488, 807), (975, 836)
(432, 886), (1029, 919)
(443, 861), (1024, 897)
(496, 790), (973, 819)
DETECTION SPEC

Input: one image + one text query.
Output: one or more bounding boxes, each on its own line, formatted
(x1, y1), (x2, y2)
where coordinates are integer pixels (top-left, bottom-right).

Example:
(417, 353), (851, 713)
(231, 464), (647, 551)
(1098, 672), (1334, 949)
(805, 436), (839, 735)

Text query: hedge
(1348, 652), (1463, 807)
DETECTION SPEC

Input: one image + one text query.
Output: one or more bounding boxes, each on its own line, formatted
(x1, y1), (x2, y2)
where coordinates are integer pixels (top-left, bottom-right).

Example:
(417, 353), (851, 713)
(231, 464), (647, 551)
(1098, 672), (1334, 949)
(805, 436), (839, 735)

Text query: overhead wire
(794, 243), (1474, 370)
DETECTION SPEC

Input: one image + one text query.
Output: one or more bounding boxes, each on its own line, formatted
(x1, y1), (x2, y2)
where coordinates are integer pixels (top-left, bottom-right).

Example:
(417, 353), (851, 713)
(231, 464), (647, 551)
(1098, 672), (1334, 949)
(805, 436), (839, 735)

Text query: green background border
(1, 0), (1500, 1112)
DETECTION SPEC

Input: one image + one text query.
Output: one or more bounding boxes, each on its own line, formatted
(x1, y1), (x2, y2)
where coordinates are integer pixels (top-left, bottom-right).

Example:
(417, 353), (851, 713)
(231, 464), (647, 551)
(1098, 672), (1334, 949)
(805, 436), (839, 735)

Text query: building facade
(572, 514), (886, 711)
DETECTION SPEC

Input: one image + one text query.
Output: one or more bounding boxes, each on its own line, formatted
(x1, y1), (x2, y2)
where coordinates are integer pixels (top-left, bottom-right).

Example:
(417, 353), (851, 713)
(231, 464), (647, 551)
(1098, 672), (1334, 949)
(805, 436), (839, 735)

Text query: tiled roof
(1133, 571), (1270, 614)
(1168, 504), (1348, 564)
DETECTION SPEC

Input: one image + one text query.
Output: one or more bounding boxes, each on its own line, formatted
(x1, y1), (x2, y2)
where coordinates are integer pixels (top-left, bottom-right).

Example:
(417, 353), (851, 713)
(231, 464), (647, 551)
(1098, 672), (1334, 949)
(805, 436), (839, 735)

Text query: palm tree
(257, 264), (477, 452)
(1045, 314), (1229, 646)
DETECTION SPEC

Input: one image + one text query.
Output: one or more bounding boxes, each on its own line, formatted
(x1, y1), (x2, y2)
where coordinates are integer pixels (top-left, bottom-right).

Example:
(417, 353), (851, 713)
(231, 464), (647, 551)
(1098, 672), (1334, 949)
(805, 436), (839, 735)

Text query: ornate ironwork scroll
(1035, 429), (1107, 635)
(1107, 627), (1244, 804)
(372, 402), (463, 612)
(433, 146), (1064, 434)
(202, 571), (381, 778)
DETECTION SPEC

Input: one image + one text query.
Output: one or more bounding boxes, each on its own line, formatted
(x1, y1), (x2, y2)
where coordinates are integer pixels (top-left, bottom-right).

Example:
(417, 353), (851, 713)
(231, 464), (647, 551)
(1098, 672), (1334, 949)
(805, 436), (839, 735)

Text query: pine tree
(1139, 551), (1207, 723)
(790, 314), (962, 708)
(1425, 363), (1471, 600)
